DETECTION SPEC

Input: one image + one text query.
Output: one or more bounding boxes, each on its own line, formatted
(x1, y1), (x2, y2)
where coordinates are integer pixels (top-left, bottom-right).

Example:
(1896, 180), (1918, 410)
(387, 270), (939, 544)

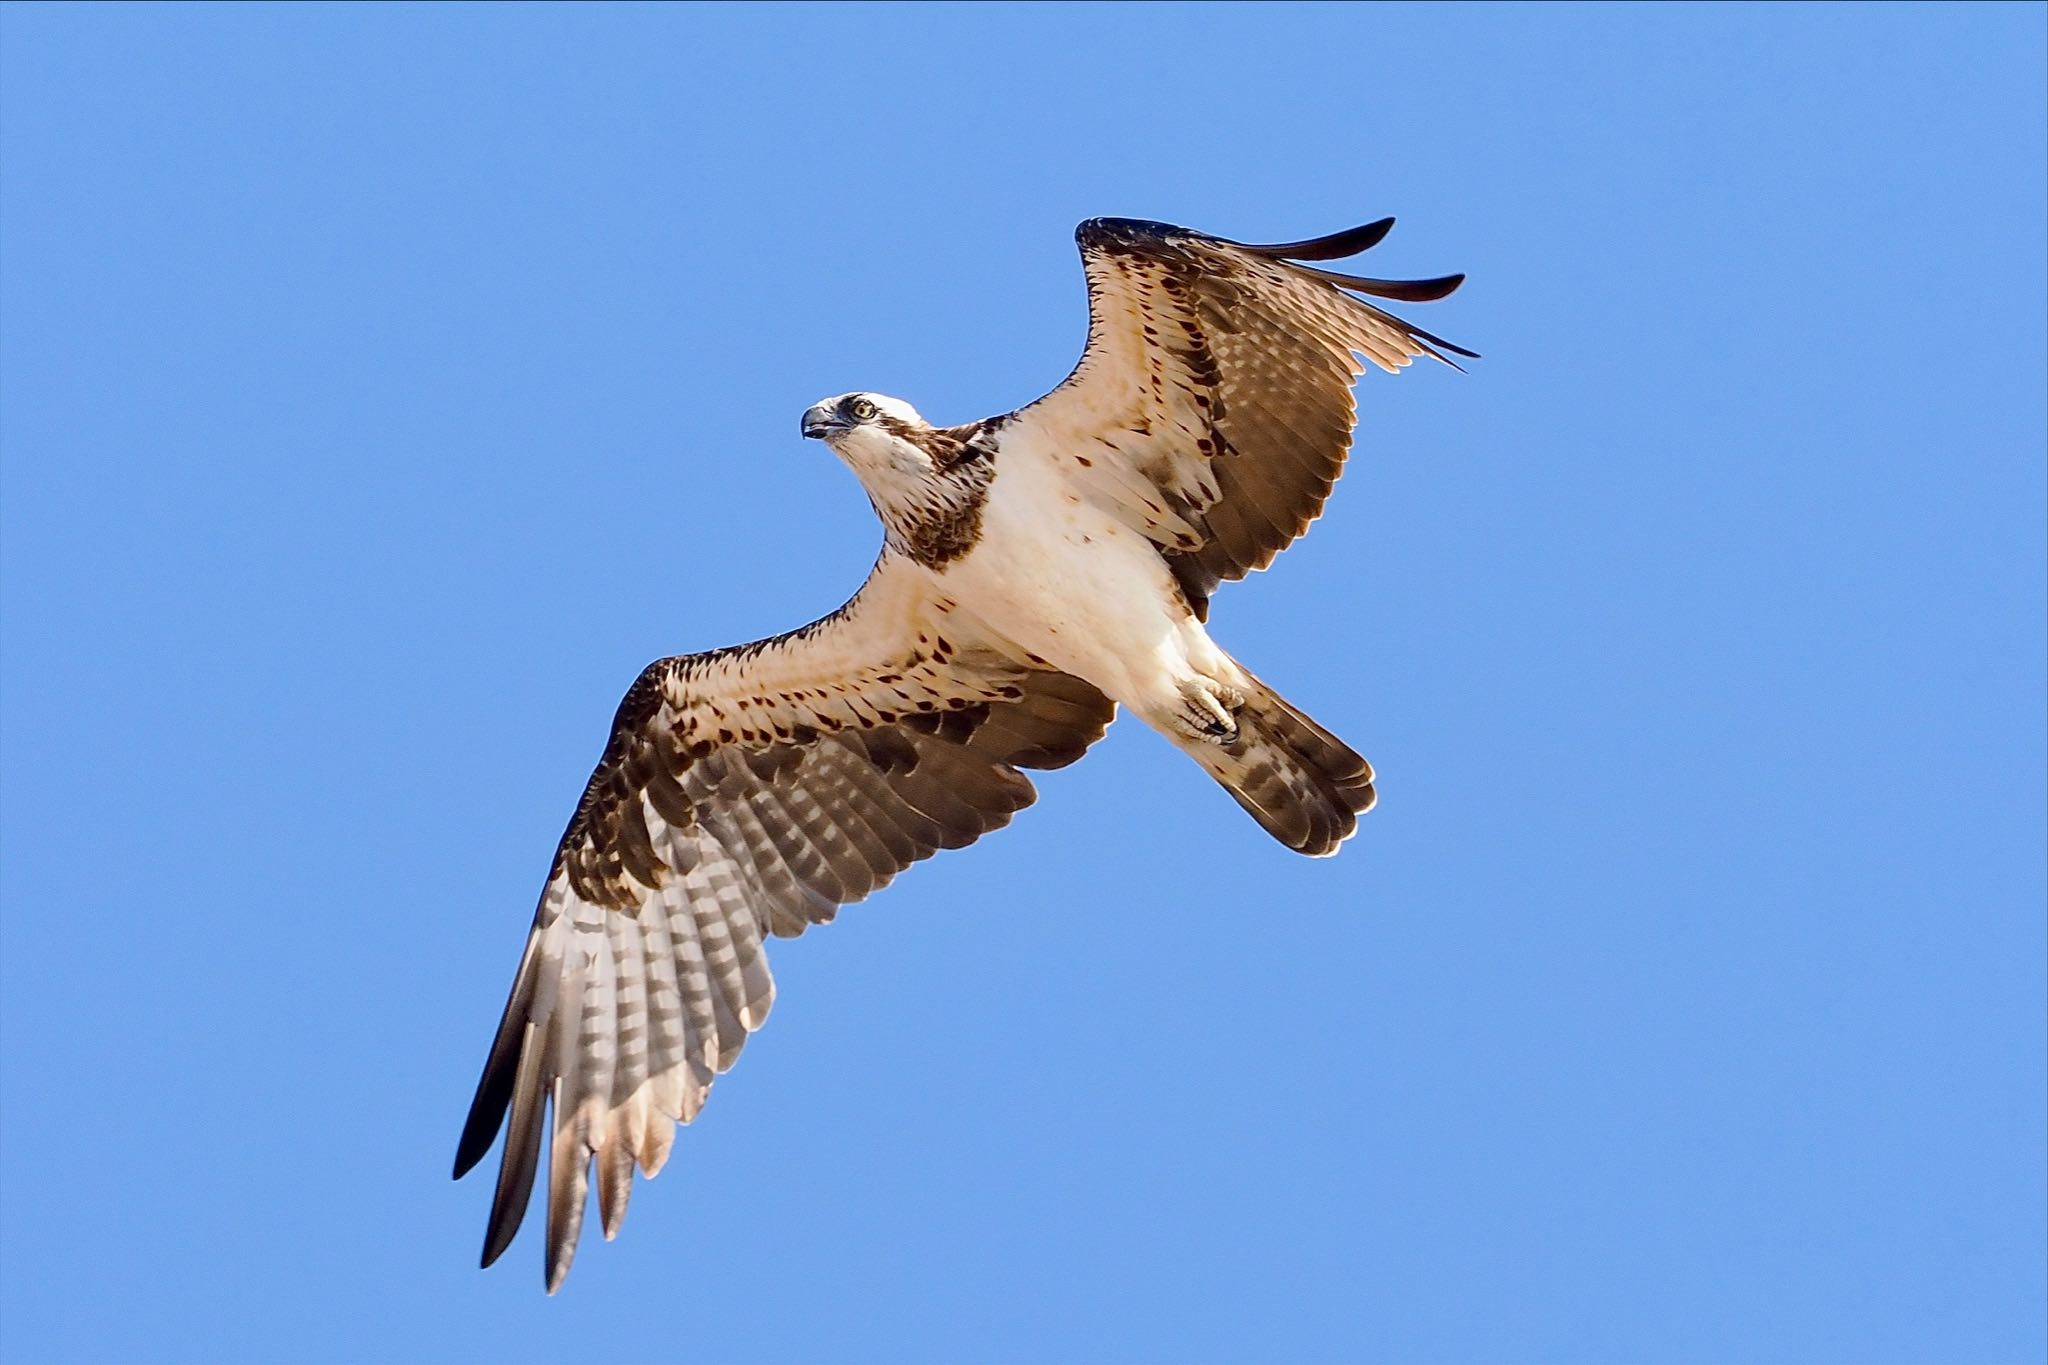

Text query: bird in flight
(454, 216), (1472, 1290)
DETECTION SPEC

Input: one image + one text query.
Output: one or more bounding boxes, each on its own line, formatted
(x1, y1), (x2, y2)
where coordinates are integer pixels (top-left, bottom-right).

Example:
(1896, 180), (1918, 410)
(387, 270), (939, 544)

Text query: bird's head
(801, 392), (938, 484)
(801, 392), (989, 558)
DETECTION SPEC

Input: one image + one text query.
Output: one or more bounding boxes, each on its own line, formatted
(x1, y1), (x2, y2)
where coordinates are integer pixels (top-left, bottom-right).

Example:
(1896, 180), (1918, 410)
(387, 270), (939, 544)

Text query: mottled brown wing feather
(1018, 217), (1471, 620)
(452, 557), (1115, 1291)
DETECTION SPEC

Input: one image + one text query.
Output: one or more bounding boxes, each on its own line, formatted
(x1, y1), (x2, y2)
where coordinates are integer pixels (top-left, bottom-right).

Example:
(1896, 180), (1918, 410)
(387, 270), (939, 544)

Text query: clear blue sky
(2, 5), (2042, 1362)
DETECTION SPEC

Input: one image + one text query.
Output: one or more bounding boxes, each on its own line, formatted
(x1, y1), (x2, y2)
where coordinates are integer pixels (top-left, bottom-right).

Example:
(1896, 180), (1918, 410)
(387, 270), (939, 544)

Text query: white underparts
(931, 432), (1242, 741)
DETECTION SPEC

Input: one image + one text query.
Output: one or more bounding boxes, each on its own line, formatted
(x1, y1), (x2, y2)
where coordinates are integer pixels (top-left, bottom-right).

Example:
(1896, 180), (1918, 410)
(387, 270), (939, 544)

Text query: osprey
(454, 216), (1472, 1290)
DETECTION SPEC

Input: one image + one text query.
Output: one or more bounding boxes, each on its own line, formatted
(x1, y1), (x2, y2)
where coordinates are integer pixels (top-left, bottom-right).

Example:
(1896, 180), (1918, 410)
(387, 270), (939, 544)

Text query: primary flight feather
(453, 216), (1472, 1290)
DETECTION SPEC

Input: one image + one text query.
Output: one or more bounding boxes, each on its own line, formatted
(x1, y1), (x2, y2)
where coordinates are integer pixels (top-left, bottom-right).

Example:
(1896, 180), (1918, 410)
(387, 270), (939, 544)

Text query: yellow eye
(848, 398), (878, 421)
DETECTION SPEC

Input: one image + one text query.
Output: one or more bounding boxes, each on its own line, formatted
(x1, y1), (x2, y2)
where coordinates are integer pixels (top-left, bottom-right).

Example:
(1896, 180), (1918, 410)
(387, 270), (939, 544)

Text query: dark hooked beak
(801, 404), (839, 440)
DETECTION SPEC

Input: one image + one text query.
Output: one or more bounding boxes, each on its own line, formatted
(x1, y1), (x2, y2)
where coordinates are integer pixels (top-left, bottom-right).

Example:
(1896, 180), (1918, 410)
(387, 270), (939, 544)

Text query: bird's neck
(871, 453), (996, 571)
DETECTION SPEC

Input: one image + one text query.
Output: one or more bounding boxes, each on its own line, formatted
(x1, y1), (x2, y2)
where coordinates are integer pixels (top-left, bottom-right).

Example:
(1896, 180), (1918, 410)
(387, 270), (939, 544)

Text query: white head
(802, 391), (931, 462)
(799, 391), (992, 563)
(800, 392), (943, 503)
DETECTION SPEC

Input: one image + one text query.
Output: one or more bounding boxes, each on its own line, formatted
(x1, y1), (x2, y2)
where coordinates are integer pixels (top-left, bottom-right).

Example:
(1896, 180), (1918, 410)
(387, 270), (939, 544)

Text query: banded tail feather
(1187, 667), (1377, 858)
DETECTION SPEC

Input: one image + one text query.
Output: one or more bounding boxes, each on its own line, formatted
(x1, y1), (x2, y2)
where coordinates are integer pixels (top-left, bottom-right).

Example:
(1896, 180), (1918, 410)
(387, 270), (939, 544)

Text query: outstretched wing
(453, 554), (1115, 1290)
(1014, 217), (1473, 620)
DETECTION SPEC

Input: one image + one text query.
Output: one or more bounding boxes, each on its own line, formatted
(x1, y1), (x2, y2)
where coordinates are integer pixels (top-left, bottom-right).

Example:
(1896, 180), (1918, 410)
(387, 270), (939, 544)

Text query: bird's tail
(1186, 669), (1376, 857)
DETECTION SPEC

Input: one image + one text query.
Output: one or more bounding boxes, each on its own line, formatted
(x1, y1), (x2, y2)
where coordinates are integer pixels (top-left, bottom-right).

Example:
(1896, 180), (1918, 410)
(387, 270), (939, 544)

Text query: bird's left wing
(1011, 217), (1473, 619)
(453, 554), (1114, 1290)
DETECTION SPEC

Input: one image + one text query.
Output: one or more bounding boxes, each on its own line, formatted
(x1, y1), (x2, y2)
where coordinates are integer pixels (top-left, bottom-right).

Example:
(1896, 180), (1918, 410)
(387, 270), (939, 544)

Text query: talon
(1176, 677), (1244, 744)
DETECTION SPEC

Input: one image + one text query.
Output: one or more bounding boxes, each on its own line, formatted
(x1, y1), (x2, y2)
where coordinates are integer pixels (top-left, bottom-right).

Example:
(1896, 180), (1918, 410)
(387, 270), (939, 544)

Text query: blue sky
(1, 4), (2042, 1362)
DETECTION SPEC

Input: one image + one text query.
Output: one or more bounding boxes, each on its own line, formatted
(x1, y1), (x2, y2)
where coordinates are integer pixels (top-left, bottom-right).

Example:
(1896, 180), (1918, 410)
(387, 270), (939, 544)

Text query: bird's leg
(1172, 675), (1246, 745)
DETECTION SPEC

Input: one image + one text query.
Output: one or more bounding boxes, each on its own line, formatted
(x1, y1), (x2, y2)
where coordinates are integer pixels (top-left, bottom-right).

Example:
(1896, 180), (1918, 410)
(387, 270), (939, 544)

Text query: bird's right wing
(453, 553), (1115, 1290)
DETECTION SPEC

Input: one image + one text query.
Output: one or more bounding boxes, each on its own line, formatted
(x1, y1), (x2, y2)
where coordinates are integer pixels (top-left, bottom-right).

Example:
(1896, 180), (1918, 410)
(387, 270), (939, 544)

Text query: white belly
(931, 453), (1224, 711)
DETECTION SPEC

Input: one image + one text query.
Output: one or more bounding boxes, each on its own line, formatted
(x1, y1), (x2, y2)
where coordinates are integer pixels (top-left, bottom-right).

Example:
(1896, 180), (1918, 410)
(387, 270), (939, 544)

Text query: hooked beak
(801, 404), (840, 440)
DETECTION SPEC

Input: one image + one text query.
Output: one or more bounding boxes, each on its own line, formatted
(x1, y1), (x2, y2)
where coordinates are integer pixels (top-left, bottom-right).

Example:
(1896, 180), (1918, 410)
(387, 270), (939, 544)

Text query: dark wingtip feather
(1407, 320), (1482, 362)
(478, 1024), (548, 1269)
(456, 938), (545, 1180)
(1301, 265), (1466, 303)
(1239, 217), (1395, 261)
(453, 1066), (513, 1180)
